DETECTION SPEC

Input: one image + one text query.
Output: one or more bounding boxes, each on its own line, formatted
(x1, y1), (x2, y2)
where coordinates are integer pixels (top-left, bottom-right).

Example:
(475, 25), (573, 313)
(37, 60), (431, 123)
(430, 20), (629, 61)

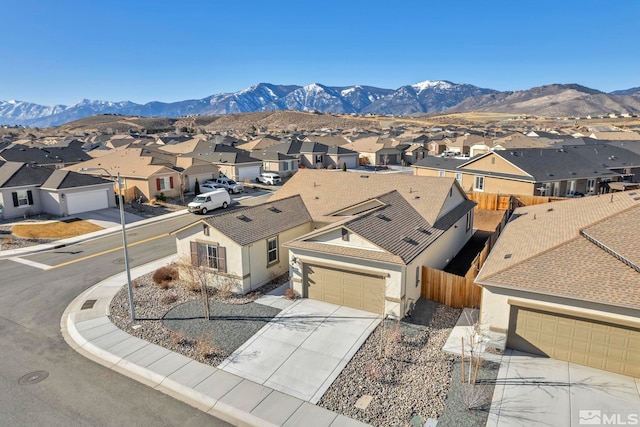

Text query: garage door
(66, 190), (110, 215)
(508, 306), (640, 377)
(304, 264), (385, 314)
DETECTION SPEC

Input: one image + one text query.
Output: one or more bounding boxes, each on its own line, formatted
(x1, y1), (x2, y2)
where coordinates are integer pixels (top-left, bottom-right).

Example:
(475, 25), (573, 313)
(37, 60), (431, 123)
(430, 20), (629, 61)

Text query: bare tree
(177, 256), (211, 319)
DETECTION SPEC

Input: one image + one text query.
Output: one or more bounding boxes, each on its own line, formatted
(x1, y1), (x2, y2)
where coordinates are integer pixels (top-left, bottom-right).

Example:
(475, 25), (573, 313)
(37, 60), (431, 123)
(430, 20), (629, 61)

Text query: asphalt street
(0, 213), (232, 426)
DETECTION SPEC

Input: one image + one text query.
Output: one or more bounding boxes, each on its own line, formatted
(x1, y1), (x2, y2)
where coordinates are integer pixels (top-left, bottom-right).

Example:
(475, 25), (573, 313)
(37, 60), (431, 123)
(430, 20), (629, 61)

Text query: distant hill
(0, 80), (495, 127)
(2, 81), (640, 127)
(449, 84), (640, 117)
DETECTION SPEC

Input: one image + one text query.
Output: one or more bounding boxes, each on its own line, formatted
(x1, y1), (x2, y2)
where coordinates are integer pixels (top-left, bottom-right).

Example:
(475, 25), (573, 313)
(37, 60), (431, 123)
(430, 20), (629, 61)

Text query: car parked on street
(256, 172), (282, 185)
(199, 182), (223, 193)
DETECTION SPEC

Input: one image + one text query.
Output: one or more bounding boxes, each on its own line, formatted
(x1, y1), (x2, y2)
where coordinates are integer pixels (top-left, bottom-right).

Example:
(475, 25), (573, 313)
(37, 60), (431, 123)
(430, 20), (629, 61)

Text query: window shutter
(217, 247), (226, 273)
(156, 178), (161, 191)
(12, 192), (18, 207)
(190, 241), (198, 266)
(169, 176), (174, 188)
(27, 190), (33, 205)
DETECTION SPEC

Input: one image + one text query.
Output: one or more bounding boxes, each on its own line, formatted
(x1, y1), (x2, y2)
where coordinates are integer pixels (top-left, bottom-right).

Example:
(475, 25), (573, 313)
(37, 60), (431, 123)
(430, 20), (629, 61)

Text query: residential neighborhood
(2, 111), (640, 427)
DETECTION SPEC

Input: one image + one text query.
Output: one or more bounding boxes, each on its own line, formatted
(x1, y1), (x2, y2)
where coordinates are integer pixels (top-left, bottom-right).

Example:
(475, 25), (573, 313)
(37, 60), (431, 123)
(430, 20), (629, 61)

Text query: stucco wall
(480, 285), (640, 333)
(462, 153), (530, 177)
(0, 186), (42, 219)
(175, 221), (312, 294)
(308, 228), (383, 251)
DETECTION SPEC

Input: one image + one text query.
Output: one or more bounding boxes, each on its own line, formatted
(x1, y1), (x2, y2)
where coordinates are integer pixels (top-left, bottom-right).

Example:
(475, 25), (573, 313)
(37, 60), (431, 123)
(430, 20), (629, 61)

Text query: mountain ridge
(2, 81), (639, 127)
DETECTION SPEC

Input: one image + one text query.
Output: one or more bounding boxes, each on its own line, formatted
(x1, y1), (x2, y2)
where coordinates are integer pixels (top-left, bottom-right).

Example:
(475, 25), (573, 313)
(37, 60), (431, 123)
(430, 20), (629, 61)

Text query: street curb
(59, 254), (279, 427)
(1, 209), (189, 259)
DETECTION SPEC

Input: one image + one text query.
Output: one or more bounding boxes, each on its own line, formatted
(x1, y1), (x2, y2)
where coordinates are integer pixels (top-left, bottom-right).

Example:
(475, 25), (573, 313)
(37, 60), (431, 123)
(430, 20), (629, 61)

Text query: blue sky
(2, 0), (638, 105)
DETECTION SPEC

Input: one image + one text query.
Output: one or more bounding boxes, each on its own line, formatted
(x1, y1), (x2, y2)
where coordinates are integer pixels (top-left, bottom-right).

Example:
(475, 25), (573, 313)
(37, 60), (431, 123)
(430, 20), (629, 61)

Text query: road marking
(9, 257), (51, 270)
(45, 233), (169, 270)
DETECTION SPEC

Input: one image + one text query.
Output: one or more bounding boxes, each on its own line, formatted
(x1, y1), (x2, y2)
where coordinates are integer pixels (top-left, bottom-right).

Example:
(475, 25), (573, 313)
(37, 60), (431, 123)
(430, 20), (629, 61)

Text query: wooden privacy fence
(466, 192), (564, 210)
(421, 204), (511, 309)
(421, 266), (482, 309)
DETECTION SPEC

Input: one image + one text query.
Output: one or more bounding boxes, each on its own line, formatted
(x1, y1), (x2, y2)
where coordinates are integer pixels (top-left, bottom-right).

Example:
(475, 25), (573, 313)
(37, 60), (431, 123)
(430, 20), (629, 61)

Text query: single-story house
(270, 169), (476, 317)
(250, 151), (298, 177)
(342, 136), (404, 165)
(173, 195), (313, 294)
(262, 141), (360, 170)
(0, 161), (115, 219)
(181, 145), (263, 183)
(476, 191), (640, 378)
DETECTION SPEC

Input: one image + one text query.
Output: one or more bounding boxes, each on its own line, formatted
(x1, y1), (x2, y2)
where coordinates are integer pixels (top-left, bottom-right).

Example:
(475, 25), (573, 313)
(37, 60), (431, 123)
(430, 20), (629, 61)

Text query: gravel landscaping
(318, 299), (462, 427)
(109, 266), (286, 366)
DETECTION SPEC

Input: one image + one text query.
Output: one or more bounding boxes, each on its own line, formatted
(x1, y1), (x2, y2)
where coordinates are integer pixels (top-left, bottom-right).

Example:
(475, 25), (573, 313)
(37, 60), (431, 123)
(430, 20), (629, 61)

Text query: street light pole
(116, 172), (135, 322)
(79, 168), (135, 321)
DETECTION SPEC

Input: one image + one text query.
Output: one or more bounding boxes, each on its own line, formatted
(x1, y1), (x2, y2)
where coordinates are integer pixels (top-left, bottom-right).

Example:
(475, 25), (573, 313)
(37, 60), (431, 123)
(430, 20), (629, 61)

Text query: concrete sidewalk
(1, 209), (188, 260)
(61, 256), (370, 427)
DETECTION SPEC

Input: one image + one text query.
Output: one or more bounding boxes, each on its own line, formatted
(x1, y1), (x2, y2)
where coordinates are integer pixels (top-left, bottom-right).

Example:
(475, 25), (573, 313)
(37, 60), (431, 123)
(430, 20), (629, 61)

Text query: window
(474, 176), (485, 191)
(466, 211), (473, 231)
(156, 176), (174, 191)
(267, 236), (278, 264)
(264, 162), (271, 171)
(282, 161), (289, 171)
(455, 173), (463, 185)
(190, 242), (226, 272)
(438, 170), (446, 177)
(587, 179), (597, 194)
(342, 228), (349, 241)
(415, 266), (421, 288)
(566, 180), (577, 195)
(291, 161), (297, 170)
(12, 190), (33, 207)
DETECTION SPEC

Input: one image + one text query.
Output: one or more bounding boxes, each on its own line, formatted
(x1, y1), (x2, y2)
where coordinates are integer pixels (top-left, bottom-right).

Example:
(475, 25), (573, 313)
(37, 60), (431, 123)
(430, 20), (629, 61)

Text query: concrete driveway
(488, 349), (640, 427)
(73, 208), (145, 228)
(218, 299), (381, 403)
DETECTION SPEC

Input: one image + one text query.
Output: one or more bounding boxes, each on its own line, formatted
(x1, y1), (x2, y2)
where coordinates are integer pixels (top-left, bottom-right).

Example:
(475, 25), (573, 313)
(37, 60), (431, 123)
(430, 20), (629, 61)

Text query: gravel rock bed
(318, 299), (461, 427)
(109, 267), (286, 366)
(0, 228), (56, 250)
(437, 358), (500, 427)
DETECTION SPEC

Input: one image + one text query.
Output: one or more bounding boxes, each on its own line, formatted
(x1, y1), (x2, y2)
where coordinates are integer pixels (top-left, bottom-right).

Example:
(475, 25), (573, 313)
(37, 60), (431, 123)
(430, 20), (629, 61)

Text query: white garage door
(67, 190), (110, 215)
(238, 165), (261, 183)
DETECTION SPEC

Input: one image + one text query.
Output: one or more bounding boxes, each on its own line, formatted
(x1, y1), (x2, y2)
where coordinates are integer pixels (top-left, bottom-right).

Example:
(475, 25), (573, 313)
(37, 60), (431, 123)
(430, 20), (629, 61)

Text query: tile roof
(202, 195), (311, 246)
(268, 169), (461, 225)
(477, 191), (640, 309)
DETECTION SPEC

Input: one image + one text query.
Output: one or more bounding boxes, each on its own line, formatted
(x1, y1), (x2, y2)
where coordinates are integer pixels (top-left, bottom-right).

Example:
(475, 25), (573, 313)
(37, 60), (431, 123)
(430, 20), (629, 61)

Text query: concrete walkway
(61, 256), (370, 427)
(219, 299), (381, 403)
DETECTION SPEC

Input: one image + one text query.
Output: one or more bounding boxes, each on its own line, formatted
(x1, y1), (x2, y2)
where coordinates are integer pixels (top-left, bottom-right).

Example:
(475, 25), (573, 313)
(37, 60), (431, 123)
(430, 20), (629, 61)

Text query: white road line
(9, 257), (51, 270)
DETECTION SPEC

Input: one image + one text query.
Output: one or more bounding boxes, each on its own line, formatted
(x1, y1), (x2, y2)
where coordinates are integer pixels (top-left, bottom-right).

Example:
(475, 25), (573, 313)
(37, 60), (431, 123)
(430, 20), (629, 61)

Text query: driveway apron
(218, 299), (381, 403)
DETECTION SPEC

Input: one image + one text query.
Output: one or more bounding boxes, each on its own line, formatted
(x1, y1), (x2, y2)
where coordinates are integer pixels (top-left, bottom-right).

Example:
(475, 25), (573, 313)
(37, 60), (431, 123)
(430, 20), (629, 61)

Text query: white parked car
(199, 182), (223, 193)
(256, 172), (282, 185)
(188, 189), (230, 214)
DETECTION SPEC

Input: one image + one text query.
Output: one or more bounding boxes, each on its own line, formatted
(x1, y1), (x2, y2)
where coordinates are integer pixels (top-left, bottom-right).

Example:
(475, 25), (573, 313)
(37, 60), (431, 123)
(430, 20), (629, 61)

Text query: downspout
(247, 244), (252, 291)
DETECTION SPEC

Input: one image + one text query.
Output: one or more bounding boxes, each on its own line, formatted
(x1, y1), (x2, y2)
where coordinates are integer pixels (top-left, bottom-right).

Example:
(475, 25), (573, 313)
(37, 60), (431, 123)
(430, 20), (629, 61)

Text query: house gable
(459, 152), (533, 178)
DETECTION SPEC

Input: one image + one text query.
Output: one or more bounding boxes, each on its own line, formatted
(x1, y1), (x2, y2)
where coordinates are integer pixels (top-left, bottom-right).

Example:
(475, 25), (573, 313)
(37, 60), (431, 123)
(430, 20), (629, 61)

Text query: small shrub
(364, 361), (382, 381)
(152, 266), (179, 284)
(132, 278), (144, 288)
(216, 277), (236, 299)
(161, 294), (178, 305)
(170, 331), (185, 346)
(284, 288), (299, 300)
(157, 280), (171, 290)
(156, 192), (167, 202)
(387, 320), (404, 344)
(196, 332), (218, 359)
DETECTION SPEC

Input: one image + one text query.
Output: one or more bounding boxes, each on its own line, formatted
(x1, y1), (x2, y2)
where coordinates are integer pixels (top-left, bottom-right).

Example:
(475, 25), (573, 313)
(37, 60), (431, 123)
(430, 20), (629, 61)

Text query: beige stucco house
(173, 196), (313, 294)
(476, 192), (640, 377)
(270, 170), (476, 318)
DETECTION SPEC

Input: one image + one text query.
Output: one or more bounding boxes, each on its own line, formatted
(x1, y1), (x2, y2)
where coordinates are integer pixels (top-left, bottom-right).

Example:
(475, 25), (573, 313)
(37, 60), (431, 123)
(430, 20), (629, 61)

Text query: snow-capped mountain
(18, 79), (638, 127)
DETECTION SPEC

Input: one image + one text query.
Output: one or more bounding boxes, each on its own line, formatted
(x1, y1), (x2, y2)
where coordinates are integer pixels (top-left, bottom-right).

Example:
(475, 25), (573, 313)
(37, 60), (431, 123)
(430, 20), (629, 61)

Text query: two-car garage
(66, 189), (111, 215)
(304, 264), (385, 314)
(508, 304), (640, 378)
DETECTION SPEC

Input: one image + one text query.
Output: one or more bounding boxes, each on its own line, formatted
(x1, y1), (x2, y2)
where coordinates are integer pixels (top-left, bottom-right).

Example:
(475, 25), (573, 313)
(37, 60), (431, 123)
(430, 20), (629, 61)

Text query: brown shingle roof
(203, 195), (311, 246)
(477, 191), (640, 309)
(268, 169), (459, 225)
